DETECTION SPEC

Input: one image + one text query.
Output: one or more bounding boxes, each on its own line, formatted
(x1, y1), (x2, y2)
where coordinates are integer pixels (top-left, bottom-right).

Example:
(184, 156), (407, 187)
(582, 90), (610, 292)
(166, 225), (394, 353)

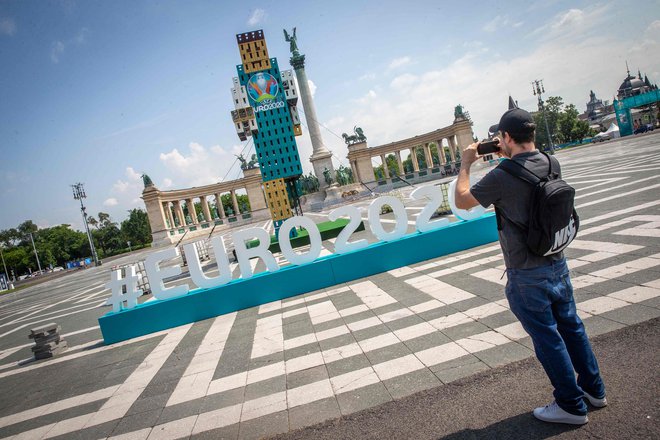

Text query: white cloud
(103, 198), (118, 207)
(553, 8), (584, 29)
(125, 166), (141, 182)
(112, 180), (130, 193)
(388, 56), (411, 70)
(359, 73), (376, 81)
(483, 15), (524, 32)
(390, 74), (417, 90)
(0, 17), (16, 36)
(160, 142), (244, 187)
(308, 80), (317, 98)
(50, 41), (65, 63)
(247, 8), (266, 26)
(162, 178), (173, 188)
(49, 27), (89, 63)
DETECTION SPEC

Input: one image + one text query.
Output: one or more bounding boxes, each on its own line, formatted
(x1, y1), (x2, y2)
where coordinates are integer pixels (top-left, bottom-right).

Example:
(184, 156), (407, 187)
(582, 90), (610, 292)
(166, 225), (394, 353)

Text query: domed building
(617, 65), (657, 99)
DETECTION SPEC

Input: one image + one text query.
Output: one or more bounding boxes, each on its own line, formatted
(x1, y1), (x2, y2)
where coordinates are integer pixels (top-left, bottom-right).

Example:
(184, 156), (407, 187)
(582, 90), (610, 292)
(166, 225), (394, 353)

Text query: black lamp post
(72, 183), (100, 266)
(532, 79), (555, 153)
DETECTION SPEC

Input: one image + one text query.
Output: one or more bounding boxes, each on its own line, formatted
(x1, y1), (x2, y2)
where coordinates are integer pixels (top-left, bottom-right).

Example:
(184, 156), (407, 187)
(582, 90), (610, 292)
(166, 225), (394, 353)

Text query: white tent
(604, 123), (620, 138)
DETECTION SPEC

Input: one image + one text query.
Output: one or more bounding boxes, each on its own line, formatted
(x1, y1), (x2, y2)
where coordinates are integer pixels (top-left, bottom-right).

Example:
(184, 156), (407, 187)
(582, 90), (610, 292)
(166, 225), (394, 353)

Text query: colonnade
(142, 168), (268, 244)
(346, 119), (474, 184)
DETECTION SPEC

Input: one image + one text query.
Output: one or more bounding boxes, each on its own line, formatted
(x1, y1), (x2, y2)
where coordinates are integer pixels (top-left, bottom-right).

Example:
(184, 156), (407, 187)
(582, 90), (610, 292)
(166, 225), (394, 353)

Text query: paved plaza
(1, 134), (660, 439)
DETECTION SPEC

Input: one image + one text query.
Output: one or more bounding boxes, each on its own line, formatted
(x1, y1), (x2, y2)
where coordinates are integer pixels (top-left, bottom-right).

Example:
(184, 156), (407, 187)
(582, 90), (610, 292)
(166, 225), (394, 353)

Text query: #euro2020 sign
(101, 181), (497, 344)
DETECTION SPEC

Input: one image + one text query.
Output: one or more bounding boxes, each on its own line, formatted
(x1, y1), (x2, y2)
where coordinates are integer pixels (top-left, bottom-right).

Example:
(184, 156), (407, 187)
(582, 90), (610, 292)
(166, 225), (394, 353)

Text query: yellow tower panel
(292, 124), (302, 136)
(236, 30), (271, 74)
(263, 178), (292, 221)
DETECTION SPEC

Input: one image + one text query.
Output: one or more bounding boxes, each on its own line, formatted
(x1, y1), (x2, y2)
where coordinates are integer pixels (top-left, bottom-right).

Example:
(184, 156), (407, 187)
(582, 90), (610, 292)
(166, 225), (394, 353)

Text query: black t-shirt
(471, 150), (564, 269)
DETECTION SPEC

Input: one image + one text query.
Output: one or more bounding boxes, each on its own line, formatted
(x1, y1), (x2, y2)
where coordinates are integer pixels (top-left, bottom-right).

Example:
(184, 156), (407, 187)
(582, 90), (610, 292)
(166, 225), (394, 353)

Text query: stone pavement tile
(316, 330), (357, 351)
(640, 296), (660, 309)
(476, 309), (517, 330)
(156, 398), (203, 425)
(111, 408), (163, 436)
(286, 364), (329, 390)
(199, 387), (245, 413)
(244, 375), (286, 401)
(214, 345), (252, 381)
(370, 277), (431, 307)
(474, 342), (534, 368)
(441, 320), (491, 341)
(350, 323), (391, 341)
(104, 364), (143, 382)
(51, 419), (120, 440)
(247, 351), (284, 371)
(382, 368), (441, 400)
(401, 331), (451, 353)
(335, 382), (392, 416)
(288, 396), (341, 431)
(338, 308), (378, 326)
(329, 292), (363, 310)
(282, 319), (314, 340)
(237, 410), (288, 440)
(372, 302), (410, 317)
(429, 354), (490, 384)
(283, 343), (321, 362)
(382, 313), (425, 332)
(582, 315), (626, 338)
(617, 271), (660, 286)
(190, 423), (239, 440)
(417, 305), (455, 322)
(137, 380), (176, 400)
(126, 392), (169, 416)
(311, 315), (346, 332)
(447, 296), (491, 313)
(599, 303), (660, 326)
(0, 400), (104, 438)
(363, 342), (413, 366)
(147, 414), (197, 440)
(325, 353), (371, 378)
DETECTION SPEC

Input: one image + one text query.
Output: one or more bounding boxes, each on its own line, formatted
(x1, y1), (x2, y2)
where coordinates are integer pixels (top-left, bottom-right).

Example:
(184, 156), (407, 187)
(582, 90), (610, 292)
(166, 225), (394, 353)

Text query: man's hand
(461, 142), (480, 168)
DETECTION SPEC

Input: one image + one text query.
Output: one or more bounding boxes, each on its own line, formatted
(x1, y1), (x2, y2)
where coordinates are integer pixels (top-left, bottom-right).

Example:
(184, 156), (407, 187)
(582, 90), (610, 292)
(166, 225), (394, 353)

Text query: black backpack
(496, 152), (579, 256)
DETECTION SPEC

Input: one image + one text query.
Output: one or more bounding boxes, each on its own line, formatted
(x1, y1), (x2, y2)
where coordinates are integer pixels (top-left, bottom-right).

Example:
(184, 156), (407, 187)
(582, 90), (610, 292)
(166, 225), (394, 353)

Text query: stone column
(290, 54), (335, 192)
(185, 198), (194, 224)
(410, 147), (420, 172)
(448, 136), (457, 162)
(424, 143), (433, 168)
(380, 154), (390, 179)
(214, 193), (226, 219)
(173, 201), (184, 227)
(231, 190), (240, 215)
(437, 141), (446, 165)
(350, 160), (359, 183)
(142, 186), (169, 244)
(395, 150), (404, 175)
(162, 202), (173, 228)
(200, 195), (212, 222)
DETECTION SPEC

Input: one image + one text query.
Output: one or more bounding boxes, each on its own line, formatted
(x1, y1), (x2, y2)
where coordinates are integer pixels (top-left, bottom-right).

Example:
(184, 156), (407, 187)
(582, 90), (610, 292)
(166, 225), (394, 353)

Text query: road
(0, 132), (659, 439)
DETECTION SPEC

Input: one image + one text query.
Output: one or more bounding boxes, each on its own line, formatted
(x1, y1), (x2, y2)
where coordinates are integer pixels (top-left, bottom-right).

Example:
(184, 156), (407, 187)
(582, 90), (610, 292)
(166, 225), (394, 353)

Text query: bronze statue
(283, 28), (299, 55)
(247, 154), (259, 169)
(354, 126), (367, 142)
(141, 174), (153, 188)
(343, 126), (367, 145)
(323, 167), (333, 185)
(235, 154), (248, 170)
(454, 104), (464, 119)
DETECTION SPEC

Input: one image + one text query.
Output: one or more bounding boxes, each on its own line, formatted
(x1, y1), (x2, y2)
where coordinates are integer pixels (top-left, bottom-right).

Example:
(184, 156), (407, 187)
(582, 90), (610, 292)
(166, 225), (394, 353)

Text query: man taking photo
(454, 107), (606, 425)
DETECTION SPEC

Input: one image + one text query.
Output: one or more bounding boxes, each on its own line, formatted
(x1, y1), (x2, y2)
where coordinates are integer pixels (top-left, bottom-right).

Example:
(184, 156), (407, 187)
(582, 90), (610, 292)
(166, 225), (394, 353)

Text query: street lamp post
(71, 183), (100, 266)
(0, 245), (9, 284)
(28, 232), (42, 274)
(532, 79), (555, 154)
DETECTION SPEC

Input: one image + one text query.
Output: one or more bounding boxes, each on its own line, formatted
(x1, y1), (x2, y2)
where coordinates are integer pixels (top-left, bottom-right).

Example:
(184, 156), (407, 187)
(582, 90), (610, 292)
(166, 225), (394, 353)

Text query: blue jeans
(505, 258), (605, 415)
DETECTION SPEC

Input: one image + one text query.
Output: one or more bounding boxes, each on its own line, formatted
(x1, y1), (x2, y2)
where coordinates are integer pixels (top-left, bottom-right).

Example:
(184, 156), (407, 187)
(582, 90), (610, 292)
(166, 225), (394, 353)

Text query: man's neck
(510, 142), (536, 158)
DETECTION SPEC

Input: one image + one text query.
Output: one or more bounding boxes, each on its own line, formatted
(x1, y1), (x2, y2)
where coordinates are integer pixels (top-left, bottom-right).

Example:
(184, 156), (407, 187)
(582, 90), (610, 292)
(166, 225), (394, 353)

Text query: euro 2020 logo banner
(247, 72), (279, 103)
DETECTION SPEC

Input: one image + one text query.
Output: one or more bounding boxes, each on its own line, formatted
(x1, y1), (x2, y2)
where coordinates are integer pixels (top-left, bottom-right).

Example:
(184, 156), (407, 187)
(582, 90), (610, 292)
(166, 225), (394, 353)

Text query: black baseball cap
(488, 108), (535, 135)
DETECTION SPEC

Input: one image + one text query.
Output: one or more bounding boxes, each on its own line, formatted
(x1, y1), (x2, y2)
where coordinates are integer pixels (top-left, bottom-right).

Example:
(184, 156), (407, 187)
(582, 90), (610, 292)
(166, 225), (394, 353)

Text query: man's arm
(454, 142), (481, 209)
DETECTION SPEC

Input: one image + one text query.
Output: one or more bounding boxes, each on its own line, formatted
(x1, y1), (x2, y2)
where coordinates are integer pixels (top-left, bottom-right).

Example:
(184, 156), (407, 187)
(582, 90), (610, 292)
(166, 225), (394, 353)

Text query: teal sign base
(99, 214), (498, 344)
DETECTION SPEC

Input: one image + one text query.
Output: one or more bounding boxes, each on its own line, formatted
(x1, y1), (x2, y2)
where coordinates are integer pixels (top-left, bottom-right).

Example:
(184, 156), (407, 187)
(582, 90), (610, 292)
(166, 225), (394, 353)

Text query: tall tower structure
(284, 28), (335, 193)
(230, 29), (304, 234)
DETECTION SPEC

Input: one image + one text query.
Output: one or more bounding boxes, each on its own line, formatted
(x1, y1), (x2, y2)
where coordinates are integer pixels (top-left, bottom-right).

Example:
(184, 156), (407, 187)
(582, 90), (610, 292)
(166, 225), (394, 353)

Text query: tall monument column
(285, 28), (335, 192)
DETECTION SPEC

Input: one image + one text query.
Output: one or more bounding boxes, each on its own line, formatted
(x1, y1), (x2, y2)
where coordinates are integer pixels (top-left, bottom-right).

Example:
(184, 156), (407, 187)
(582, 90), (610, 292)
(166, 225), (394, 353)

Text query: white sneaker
(584, 391), (608, 408)
(533, 401), (588, 425)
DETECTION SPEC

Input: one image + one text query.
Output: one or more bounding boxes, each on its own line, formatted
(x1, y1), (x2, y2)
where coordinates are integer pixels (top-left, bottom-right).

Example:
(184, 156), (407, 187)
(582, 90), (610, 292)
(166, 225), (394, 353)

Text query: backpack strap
(497, 151), (557, 184)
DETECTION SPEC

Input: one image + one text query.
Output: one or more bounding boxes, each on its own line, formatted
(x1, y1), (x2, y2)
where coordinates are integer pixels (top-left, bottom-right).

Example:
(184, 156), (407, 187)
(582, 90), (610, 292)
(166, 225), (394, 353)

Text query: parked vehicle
(592, 132), (612, 143)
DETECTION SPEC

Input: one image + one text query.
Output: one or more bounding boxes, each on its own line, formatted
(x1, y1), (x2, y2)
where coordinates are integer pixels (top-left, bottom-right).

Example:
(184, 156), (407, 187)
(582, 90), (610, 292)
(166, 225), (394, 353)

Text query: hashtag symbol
(105, 265), (143, 313)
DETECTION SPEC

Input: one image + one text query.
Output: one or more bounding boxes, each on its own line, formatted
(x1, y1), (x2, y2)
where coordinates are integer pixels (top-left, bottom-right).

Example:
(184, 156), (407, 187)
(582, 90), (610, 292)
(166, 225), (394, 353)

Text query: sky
(1, 0), (659, 232)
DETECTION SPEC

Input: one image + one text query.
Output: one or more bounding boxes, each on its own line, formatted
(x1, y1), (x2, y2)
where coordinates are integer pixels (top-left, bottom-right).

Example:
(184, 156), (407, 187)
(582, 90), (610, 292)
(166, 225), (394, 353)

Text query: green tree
(121, 209), (152, 246)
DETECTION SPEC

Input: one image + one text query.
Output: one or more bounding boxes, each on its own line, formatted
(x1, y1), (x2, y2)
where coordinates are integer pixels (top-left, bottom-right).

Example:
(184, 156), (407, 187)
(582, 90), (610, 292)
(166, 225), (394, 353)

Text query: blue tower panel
(238, 59), (303, 182)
